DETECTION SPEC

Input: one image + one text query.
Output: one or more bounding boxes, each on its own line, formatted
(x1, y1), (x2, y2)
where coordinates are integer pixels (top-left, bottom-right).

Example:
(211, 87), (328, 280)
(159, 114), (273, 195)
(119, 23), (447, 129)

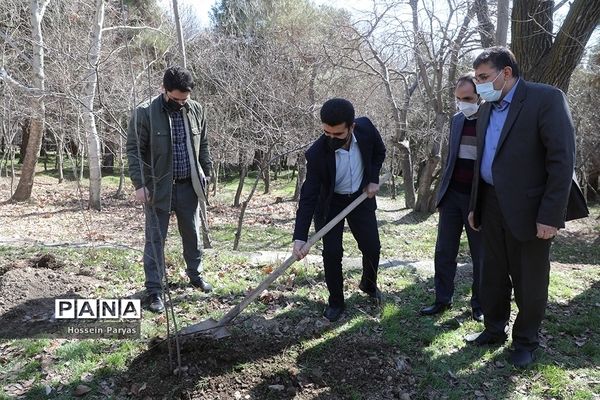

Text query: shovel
(180, 174), (390, 339)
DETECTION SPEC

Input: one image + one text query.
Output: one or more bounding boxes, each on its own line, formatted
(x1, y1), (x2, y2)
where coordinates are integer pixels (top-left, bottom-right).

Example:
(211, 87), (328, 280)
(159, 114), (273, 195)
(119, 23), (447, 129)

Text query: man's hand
(134, 187), (151, 203)
(364, 182), (380, 198)
(536, 223), (558, 240)
(292, 240), (310, 260)
(468, 211), (480, 231)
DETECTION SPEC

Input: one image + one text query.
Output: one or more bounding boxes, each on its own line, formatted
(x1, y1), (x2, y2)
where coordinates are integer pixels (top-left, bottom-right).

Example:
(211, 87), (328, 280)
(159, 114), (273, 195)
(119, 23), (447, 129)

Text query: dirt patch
(121, 319), (412, 400)
(0, 261), (101, 339)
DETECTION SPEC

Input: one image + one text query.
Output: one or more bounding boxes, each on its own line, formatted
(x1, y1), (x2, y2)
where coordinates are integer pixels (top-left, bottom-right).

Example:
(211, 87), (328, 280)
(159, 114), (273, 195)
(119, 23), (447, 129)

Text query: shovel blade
(179, 318), (231, 339)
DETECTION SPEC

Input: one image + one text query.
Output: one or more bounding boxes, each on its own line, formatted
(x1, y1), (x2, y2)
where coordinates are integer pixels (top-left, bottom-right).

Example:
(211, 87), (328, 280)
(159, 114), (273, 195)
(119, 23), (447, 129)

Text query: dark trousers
(317, 192), (381, 308)
(434, 188), (482, 310)
(143, 180), (203, 295)
(481, 184), (551, 351)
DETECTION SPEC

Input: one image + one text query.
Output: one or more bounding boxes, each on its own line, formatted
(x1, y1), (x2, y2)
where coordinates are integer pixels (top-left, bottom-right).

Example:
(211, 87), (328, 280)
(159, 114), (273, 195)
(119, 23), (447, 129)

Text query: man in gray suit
(466, 47), (587, 367)
(420, 73), (483, 322)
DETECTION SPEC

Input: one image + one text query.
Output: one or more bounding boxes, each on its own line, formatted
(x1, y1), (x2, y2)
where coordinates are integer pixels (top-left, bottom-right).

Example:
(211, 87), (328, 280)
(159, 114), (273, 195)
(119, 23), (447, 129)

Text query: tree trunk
(115, 134), (125, 197)
(233, 154), (247, 207)
(56, 134), (64, 183)
(414, 112), (445, 212)
(496, 0), (510, 46)
(389, 143), (396, 200)
(293, 153), (305, 202)
(474, 0), (495, 47)
(511, 0), (553, 82)
(18, 121), (29, 164)
(81, 0), (105, 211)
(262, 150), (271, 194)
(172, 0), (187, 67)
(212, 161), (220, 197)
(411, 0), (443, 211)
(11, 0), (50, 202)
(513, 0), (600, 92)
(233, 168), (261, 250)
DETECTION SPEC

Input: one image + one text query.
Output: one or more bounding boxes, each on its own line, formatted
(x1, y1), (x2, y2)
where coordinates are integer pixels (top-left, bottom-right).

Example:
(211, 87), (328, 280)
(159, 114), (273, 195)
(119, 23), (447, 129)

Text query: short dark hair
(163, 66), (195, 92)
(456, 72), (476, 92)
(320, 98), (355, 127)
(473, 46), (520, 77)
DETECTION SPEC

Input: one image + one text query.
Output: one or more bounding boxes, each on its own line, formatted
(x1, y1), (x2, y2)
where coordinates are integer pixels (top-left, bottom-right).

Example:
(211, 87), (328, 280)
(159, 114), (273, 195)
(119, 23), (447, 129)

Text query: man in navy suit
(292, 98), (386, 322)
(420, 73), (484, 322)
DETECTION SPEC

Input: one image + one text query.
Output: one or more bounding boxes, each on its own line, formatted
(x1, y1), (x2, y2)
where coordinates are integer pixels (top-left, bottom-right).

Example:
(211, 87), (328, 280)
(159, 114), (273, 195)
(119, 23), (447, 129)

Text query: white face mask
(457, 101), (479, 118)
(476, 71), (505, 102)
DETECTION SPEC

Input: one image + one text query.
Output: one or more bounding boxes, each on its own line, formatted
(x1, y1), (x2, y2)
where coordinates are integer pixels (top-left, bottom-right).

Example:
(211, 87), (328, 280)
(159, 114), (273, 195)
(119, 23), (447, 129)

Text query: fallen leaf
(74, 384), (91, 397)
(262, 265), (274, 274)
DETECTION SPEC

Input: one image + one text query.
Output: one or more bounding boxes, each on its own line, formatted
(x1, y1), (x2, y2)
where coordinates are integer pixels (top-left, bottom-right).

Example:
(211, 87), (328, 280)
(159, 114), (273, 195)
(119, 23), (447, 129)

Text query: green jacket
(126, 95), (213, 211)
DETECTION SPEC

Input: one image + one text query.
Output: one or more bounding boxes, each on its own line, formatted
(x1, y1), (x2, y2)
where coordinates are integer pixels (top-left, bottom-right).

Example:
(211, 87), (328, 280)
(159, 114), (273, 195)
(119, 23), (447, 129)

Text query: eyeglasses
(474, 69), (503, 84)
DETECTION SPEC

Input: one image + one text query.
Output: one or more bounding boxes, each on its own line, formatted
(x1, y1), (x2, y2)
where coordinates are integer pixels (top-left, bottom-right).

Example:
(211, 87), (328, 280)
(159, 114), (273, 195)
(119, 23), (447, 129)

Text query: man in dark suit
(466, 47), (587, 368)
(292, 98), (386, 322)
(420, 73), (483, 322)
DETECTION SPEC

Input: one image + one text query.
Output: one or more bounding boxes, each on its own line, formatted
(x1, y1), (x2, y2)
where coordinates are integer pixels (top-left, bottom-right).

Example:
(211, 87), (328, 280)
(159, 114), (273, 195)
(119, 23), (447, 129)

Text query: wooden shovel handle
(217, 174), (390, 326)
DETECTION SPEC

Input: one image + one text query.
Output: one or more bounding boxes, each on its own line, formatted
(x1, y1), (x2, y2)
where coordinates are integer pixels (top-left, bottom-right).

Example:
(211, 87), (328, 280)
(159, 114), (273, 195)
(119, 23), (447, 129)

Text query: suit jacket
(293, 117), (386, 242)
(436, 112), (468, 208)
(469, 79), (588, 241)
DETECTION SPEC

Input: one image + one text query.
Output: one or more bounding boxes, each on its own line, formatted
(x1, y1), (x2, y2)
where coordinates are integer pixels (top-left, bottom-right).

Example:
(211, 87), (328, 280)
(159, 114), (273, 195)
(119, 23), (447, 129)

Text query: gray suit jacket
(436, 112), (467, 208)
(469, 79), (586, 241)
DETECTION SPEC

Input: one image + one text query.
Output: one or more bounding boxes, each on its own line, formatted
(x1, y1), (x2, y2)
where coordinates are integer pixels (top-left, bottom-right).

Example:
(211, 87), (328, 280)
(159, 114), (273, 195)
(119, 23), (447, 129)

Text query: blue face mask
(476, 71), (506, 102)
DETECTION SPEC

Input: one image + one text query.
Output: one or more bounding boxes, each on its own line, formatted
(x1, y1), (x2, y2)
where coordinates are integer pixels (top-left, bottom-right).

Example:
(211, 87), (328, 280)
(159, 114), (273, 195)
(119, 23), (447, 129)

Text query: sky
(161, 0), (598, 57)
(161, 0), (373, 28)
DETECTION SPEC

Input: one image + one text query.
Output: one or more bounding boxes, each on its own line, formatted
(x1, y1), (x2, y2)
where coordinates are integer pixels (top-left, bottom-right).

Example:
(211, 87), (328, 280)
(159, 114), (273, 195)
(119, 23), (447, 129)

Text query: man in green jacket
(126, 66), (213, 313)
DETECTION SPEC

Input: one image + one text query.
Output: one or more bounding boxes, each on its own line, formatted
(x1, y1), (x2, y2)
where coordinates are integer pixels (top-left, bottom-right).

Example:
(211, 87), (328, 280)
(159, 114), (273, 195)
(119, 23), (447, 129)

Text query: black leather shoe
(510, 349), (535, 368)
(420, 303), (451, 316)
(465, 330), (507, 346)
(359, 283), (383, 304)
(323, 305), (345, 322)
(472, 308), (484, 322)
(190, 277), (213, 293)
(147, 294), (164, 313)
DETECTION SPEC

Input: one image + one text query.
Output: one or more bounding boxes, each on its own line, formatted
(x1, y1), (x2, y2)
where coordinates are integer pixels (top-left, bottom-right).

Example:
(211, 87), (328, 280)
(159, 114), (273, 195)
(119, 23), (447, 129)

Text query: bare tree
(329, 2), (418, 208)
(10, 0), (50, 202)
(81, 0), (106, 210)
(409, 0), (478, 211)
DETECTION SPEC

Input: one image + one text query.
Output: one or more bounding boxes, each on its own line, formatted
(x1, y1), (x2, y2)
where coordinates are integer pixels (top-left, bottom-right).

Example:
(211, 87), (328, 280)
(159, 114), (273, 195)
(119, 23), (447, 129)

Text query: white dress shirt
(334, 133), (364, 194)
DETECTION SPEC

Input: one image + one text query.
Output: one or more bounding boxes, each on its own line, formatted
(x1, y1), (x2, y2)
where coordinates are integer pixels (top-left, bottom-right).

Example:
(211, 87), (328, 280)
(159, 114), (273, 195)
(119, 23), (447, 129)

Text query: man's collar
(495, 78), (520, 108)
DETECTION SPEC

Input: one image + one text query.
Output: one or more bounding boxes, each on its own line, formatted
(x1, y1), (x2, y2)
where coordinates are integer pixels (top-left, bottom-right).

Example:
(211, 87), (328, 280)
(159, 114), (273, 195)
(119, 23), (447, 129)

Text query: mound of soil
(120, 315), (412, 399)
(0, 260), (101, 339)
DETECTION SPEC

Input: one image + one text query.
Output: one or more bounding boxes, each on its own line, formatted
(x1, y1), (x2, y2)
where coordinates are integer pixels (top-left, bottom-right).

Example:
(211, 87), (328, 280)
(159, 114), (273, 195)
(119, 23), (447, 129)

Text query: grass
(1, 169), (599, 399)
